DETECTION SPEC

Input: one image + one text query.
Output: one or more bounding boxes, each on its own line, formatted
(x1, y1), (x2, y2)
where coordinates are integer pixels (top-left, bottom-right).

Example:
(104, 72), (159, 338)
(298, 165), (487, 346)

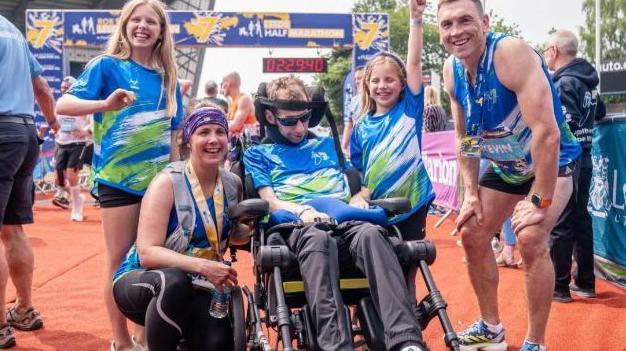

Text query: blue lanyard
(459, 32), (495, 136)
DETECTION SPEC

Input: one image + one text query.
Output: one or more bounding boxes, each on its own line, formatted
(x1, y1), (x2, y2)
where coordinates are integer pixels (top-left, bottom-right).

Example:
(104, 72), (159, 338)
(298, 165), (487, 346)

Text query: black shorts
(0, 122), (39, 225)
(55, 142), (87, 171)
(83, 143), (94, 166)
(479, 162), (576, 196)
(98, 183), (143, 208)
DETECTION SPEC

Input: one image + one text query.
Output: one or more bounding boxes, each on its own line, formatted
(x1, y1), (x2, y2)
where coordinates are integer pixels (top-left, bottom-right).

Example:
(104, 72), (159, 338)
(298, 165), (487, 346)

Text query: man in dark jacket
(544, 29), (606, 303)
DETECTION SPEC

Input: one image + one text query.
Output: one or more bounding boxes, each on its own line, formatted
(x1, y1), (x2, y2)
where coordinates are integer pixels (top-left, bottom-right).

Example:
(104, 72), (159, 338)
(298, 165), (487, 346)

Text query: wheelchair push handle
(369, 197), (411, 215)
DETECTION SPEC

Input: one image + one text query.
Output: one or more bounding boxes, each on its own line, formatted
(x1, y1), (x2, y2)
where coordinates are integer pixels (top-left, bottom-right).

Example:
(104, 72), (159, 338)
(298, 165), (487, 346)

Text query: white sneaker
(71, 194), (85, 221)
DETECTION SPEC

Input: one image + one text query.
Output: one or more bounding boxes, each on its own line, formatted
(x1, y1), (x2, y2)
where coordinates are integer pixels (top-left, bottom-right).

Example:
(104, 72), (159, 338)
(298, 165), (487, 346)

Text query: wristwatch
(529, 193), (552, 209)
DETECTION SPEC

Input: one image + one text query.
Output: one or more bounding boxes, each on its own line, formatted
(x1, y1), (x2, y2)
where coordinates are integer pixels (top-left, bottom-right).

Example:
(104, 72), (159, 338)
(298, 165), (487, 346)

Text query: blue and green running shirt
(452, 32), (581, 185)
(244, 137), (351, 204)
(350, 87), (435, 224)
(113, 177), (230, 282)
(69, 56), (183, 195)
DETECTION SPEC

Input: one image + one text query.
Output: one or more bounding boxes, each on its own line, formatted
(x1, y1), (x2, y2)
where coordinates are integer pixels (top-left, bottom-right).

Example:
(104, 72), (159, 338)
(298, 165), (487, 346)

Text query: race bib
(60, 118), (76, 133)
(481, 129), (528, 173)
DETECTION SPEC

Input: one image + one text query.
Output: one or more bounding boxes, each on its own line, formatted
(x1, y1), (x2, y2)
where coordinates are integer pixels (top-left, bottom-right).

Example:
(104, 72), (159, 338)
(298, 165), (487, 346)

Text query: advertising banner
(588, 115), (626, 288)
(63, 11), (354, 48)
(25, 10), (64, 170)
(422, 131), (460, 211)
(352, 13), (389, 68)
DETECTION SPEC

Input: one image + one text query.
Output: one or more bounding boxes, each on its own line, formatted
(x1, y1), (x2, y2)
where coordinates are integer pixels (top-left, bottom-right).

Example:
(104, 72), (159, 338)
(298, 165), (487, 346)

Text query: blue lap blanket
(267, 197), (388, 228)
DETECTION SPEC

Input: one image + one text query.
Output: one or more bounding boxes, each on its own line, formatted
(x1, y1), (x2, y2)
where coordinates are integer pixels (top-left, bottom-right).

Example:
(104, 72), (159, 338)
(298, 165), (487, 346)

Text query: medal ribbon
(185, 161), (224, 261)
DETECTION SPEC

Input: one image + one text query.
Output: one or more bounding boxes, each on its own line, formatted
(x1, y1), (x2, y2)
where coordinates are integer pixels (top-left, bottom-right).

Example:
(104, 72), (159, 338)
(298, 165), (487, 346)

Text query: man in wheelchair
(243, 75), (427, 351)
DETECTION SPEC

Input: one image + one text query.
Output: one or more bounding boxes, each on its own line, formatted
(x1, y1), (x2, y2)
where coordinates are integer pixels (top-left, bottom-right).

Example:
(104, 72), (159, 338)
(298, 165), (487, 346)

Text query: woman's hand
(197, 259), (238, 289)
(104, 89), (136, 111)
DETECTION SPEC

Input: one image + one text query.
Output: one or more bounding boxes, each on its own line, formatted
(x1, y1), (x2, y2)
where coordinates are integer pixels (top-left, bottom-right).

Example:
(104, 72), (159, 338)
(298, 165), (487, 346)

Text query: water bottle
(209, 260), (231, 319)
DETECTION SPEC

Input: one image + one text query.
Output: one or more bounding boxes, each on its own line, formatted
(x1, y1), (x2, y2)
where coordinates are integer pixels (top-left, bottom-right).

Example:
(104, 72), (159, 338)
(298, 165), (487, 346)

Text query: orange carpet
(5, 198), (625, 350)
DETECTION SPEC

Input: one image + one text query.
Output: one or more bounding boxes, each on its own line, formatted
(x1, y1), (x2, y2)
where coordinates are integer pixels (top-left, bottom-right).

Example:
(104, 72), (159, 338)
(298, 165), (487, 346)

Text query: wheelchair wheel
(230, 286), (247, 351)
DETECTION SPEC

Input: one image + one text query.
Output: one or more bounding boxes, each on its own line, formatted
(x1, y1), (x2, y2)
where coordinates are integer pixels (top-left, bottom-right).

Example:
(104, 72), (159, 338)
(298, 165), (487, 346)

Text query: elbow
(137, 246), (156, 269)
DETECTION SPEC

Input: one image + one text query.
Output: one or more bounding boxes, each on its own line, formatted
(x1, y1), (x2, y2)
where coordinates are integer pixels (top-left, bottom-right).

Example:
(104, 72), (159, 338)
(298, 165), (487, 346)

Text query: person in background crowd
(422, 85), (448, 133)
(56, 0), (184, 349)
(221, 72), (259, 139)
(203, 79), (229, 112)
(51, 76), (92, 221)
(544, 29), (606, 303)
(438, 0), (581, 350)
(0, 13), (58, 349)
(341, 66), (364, 158)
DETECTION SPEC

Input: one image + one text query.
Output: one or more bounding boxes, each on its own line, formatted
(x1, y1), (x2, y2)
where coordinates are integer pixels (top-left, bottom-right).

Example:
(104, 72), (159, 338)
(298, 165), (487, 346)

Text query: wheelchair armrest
(228, 199), (269, 221)
(369, 197), (411, 215)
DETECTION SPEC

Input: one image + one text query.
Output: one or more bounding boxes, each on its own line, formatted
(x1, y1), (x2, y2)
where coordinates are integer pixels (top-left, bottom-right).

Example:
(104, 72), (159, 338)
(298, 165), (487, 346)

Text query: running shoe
(519, 340), (546, 351)
(569, 283), (596, 298)
(6, 306), (43, 331)
(52, 196), (70, 209)
(552, 290), (572, 303)
(0, 325), (15, 349)
(457, 320), (507, 351)
(491, 237), (503, 254)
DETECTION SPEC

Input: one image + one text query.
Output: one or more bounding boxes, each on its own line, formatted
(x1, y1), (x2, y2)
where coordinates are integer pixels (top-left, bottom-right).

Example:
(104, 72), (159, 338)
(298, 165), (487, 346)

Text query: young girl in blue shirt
(349, 0), (434, 240)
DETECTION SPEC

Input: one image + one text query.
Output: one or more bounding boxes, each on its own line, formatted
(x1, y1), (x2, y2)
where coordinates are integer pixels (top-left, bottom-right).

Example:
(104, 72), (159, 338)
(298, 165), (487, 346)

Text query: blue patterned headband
(182, 107), (229, 144)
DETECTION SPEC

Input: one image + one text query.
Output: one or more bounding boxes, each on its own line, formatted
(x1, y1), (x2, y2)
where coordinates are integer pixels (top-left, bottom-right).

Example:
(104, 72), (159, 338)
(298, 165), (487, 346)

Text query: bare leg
(1, 225), (35, 312)
(517, 176), (572, 344)
(102, 204), (141, 351)
(460, 188), (522, 325)
(0, 239), (9, 325)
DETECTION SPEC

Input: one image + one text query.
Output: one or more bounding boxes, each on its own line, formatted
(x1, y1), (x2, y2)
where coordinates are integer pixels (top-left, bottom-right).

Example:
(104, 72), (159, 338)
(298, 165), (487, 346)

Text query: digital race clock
(262, 57), (328, 73)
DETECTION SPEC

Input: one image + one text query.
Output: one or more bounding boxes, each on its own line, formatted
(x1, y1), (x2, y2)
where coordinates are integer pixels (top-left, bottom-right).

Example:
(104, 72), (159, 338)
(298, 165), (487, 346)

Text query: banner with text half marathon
(588, 115), (626, 288)
(352, 13), (389, 69)
(25, 10), (64, 166)
(63, 11), (354, 48)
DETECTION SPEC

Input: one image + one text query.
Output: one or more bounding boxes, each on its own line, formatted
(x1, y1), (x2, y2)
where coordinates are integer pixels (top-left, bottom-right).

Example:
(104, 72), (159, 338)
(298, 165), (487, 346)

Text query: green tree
(580, 0), (626, 105)
(580, 0), (626, 61)
(313, 49), (352, 126)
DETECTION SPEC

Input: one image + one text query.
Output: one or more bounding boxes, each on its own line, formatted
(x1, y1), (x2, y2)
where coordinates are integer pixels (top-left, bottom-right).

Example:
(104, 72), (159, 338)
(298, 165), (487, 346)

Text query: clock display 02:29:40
(263, 57), (328, 73)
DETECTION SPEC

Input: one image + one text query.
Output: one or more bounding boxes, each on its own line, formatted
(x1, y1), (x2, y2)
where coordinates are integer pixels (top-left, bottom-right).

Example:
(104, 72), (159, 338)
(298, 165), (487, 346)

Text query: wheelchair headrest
(254, 82), (328, 129)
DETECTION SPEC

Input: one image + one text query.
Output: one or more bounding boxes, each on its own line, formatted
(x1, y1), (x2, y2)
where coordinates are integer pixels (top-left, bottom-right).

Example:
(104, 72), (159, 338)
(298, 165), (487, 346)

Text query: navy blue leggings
(113, 267), (233, 351)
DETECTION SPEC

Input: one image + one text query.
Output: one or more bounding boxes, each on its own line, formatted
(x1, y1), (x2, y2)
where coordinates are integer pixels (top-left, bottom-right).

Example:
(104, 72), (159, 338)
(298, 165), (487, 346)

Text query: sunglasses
(275, 110), (312, 127)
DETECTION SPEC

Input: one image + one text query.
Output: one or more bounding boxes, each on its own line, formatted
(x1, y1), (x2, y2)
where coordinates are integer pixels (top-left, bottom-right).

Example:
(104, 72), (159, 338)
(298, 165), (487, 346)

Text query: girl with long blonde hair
(56, 1), (183, 350)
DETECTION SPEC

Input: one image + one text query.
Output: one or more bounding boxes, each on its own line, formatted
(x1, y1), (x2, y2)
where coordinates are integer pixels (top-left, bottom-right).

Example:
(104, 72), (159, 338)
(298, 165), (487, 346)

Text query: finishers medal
(460, 135), (482, 158)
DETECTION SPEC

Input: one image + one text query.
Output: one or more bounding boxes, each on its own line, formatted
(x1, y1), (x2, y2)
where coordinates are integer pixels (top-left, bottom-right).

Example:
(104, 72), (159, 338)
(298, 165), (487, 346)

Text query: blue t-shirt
(113, 177), (230, 281)
(244, 136), (351, 204)
(69, 56), (183, 195)
(452, 32), (581, 185)
(0, 15), (43, 118)
(350, 87), (435, 224)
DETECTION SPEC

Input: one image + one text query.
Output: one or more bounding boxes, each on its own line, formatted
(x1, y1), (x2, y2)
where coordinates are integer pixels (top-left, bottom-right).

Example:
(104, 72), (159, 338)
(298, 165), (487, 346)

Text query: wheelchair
(225, 82), (460, 351)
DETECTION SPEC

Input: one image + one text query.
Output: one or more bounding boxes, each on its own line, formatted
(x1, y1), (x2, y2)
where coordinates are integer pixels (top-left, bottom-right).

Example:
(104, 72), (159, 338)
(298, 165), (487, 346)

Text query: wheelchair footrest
(357, 297), (386, 351)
